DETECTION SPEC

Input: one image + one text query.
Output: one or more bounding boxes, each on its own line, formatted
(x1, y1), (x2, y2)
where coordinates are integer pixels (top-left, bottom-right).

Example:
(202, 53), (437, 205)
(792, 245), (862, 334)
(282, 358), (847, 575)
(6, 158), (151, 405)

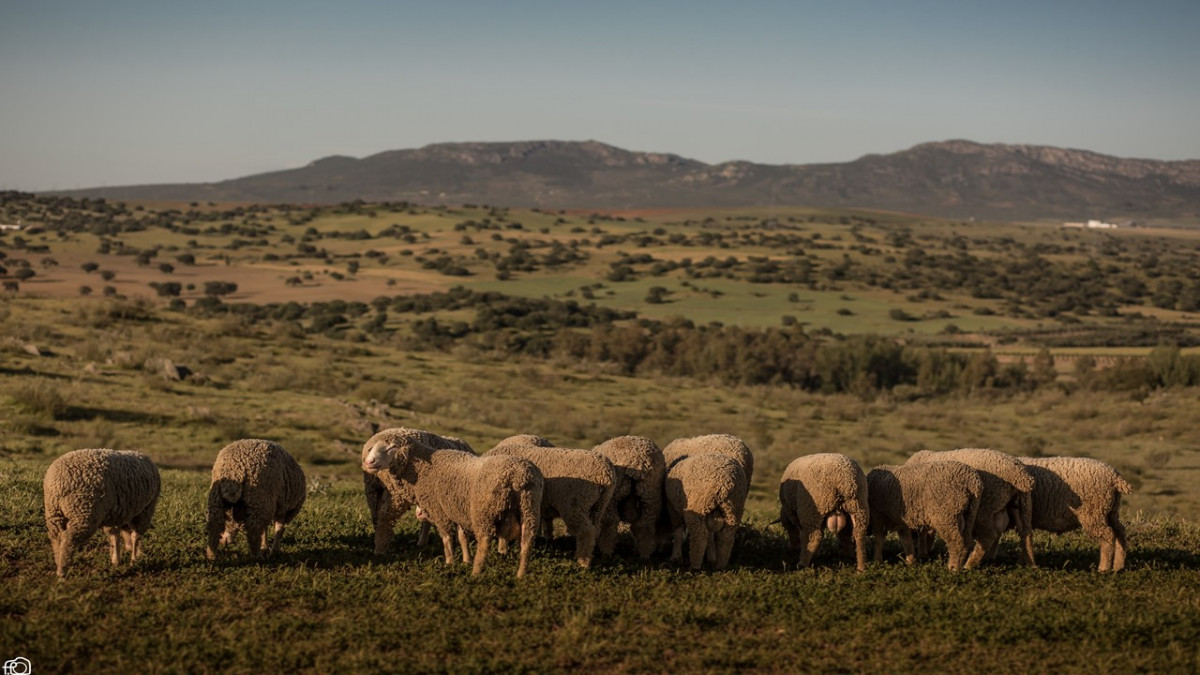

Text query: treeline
(171, 288), (1200, 397)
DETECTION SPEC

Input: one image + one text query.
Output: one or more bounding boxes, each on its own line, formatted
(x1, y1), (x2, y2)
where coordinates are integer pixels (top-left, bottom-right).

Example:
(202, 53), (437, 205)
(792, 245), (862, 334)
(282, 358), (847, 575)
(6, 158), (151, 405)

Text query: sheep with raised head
(592, 435), (666, 559)
(43, 448), (161, 578)
(206, 439), (306, 560)
(1018, 456), (1132, 571)
(363, 435), (543, 577)
(486, 437), (616, 569)
(867, 461), (983, 570)
(906, 448), (1036, 568)
(778, 453), (869, 572)
(362, 427), (474, 555)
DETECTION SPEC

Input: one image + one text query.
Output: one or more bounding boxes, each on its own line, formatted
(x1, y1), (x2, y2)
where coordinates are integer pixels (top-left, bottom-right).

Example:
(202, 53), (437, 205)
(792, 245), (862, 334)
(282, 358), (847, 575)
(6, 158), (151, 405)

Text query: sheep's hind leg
(684, 512), (708, 570)
(1110, 511), (1128, 572)
(457, 526), (472, 564)
(105, 527), (122, 566)
(798, 527), (822, 568)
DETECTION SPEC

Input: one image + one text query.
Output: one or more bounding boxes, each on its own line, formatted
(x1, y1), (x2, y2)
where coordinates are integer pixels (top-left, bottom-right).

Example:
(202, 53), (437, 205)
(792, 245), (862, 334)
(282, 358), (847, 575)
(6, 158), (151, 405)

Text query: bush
(10, 379), (69, 420)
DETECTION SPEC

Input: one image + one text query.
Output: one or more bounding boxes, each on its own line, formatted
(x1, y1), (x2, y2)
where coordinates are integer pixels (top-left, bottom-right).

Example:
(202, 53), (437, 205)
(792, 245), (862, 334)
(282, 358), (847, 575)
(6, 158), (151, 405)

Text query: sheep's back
(44, 449), (160, 526)
(663, 434), (754, 483)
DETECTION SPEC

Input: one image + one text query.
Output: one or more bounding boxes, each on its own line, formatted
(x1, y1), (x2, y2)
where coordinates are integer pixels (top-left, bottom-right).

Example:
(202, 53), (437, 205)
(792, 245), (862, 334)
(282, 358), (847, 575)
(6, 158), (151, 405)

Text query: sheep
(592, 435), (666, 559)
(866, 461), (983, 570)
(778, 453), (869, 572)
(362, 427), (474, 555)
(43, 448), (161, 578)
(906, 448), (1036, 568)
(206, 439), (307, 560)
(362, 435), (543, 577)
(663, 454), (748, 570)
(486, 438), (616, 568)
(663, 434), (754, 484)
(1018, 456), (1132, 571)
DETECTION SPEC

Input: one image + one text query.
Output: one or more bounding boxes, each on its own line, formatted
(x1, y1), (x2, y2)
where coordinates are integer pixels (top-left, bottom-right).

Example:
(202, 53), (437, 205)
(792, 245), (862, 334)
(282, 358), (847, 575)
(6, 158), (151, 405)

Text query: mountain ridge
(49, 139), (1200, 221)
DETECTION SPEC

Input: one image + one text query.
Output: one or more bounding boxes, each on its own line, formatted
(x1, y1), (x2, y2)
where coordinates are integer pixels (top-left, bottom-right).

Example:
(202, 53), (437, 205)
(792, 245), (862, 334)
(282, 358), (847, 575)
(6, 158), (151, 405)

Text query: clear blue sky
(2, 0), (1198, 191)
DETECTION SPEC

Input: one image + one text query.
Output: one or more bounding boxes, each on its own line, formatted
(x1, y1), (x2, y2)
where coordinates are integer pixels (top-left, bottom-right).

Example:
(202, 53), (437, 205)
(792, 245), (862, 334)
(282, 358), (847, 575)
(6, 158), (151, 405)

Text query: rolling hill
(54, 140), (1200, 221)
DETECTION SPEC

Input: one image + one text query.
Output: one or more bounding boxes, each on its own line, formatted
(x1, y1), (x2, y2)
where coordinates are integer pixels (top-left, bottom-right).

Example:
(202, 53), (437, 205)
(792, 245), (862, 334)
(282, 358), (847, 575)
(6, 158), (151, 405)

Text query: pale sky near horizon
(2, 0), (1198, 191)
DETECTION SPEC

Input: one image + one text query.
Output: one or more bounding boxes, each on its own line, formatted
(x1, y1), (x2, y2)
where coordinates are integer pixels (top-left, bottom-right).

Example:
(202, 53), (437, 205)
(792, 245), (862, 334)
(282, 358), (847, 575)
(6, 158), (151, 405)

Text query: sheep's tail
(206, 478), (241, 560)
(1113, 474), (1133, 495)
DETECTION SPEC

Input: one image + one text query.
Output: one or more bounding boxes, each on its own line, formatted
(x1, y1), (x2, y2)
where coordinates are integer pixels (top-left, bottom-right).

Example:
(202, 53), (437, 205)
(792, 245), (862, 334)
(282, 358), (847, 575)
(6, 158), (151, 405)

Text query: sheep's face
(362, 441), (399, 474)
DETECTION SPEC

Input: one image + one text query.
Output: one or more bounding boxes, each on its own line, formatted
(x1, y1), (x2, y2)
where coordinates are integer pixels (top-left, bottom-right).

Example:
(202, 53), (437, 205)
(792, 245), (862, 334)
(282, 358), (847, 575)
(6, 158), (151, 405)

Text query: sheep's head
(362, 441), (403, 474)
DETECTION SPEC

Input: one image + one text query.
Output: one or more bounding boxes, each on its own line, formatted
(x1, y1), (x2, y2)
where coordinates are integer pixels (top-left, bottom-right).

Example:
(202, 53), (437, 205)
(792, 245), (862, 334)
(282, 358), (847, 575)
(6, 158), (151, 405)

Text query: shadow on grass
(63, 405), (174, 424)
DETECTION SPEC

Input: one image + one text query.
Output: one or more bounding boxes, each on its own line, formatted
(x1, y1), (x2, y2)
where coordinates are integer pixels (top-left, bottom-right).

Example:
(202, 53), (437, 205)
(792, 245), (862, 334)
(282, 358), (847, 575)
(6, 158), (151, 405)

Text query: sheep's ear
(385, 443), (409, 466)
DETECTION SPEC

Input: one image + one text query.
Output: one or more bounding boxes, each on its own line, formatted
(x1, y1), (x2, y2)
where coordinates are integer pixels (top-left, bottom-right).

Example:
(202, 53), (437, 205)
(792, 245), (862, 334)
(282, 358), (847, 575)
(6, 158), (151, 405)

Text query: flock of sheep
(41, 429), (1132, 578)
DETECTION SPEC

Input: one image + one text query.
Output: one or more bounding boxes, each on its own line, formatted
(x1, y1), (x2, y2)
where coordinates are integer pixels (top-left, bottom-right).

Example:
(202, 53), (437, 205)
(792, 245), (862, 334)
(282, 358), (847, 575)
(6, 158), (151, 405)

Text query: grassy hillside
(3, 195), (1200, 671)
(2, 462), (1198, 672)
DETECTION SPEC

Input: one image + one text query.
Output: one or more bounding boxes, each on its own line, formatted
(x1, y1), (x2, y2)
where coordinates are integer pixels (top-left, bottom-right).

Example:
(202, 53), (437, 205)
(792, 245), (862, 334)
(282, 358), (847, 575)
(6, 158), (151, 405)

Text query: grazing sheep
(362, 428), (474, 555)
(592, 435), (666, 559)
(363, 436), (543, 577)
(486, 438), (616, 568)
(43, 448), (161, 578)
(867, 461), (983, 570)
(206, 439), (306, 560)
(663, 434), (754, 483)
(664, 454), (748, 570)
(1018, 457), (1132, 571)
(778, 453), (869, 572)
(906, 448), (1036, 568)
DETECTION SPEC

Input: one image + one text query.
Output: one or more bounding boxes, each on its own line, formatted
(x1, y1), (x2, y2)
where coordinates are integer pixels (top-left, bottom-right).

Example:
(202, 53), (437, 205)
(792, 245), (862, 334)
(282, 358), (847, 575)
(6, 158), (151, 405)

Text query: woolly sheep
(867, 461), (983, 570)
(663, 434), (754, 484)
(778, 453), (869, 572)
(486, 438), (616, 568)
(43, 448), (161, 578)
(363, 435), (543, 577)
(906, 448), (1036, 568)
(1018, 456), (1132, 571)
(362, 427), (474, 555)
(206, 439), (307, 560)
(592, 435), (666, 559)
(664, 454), (748, 570)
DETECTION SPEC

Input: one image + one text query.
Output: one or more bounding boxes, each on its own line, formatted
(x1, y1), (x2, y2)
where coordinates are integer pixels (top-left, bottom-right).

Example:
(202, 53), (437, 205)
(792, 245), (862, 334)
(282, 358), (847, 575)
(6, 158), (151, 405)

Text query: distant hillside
(53, 140), (1200, 221)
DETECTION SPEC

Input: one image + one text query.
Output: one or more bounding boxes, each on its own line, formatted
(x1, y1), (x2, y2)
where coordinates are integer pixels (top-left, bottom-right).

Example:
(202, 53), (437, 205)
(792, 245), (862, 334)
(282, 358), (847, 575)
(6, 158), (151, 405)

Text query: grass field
(3, 197), (1200, 671)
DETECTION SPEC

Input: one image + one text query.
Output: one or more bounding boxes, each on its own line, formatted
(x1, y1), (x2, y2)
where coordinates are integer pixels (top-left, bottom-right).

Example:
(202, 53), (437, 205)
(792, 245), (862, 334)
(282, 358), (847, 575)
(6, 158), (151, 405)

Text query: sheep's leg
(713, 525), (737, 570)
(1017, 496), (1037, 568)
(898, 526), (916, 565)
(471, 533), (491, 576)
(564, 514), (598, 569)
(934, 519), (966, 570)
(439, 530), (456, 565)
(1110, 511), (1128, 572)
(125, 529), (142, 563)
(597, 515), (618, 557)
(270, 522), (287, 556)
(965, 517), (1000, 570)
(457, 526), (472, 564)
(56, 524), (91, 579)
(416, 521), (431, 549)
(705, 527), (718, 565)
(798, 527), (823, 568)
(373, 500), (395, 556)
(517, 514), (536, 579)
(244, 517), (268, 559)
(683, 512), (707, 570)
(670, 528), (684, 562)
(46, 520), (63, 561)
(871, 520), (886, 563)
(105, 527), (121, 566)
(850, 511), (868, 572)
